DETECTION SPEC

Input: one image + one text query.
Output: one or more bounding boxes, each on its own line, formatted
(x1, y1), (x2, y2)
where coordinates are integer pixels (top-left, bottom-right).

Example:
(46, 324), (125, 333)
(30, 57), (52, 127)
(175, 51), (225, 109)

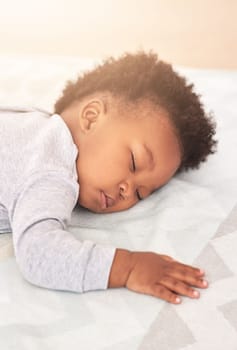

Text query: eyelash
(131, 153), (142, 201)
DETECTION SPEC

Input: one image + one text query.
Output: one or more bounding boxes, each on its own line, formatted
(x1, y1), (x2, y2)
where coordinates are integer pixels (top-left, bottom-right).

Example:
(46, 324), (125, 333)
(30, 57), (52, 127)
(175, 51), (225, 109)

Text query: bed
(0, 54), (236, 349)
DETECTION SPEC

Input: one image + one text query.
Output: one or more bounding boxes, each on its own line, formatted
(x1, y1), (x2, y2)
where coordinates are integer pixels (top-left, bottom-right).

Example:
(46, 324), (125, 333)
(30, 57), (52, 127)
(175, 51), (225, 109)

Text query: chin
(79, 203), (103, 214)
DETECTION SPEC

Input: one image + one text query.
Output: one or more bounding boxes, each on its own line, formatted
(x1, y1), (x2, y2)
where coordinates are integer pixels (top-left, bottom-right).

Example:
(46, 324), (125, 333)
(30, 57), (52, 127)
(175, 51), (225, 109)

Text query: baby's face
(62, 97), (181, 213)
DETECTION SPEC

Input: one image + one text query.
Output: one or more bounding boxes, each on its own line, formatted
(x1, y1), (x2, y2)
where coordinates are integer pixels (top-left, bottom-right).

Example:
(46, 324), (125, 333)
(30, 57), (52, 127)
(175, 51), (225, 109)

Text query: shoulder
(31, 112), (79, 180)
(0, 106), (79, 181)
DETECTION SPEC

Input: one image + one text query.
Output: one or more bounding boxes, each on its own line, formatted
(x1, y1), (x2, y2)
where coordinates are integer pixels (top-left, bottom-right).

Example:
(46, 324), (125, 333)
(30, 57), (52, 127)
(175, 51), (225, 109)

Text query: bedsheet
(0, 54), (236, 349)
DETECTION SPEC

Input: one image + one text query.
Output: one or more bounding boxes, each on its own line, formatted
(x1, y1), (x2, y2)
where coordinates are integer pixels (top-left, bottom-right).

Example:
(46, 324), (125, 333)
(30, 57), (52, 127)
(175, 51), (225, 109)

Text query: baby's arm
(108, 249), (208, 304)
(9, 170), (208, 303)
(9, 171), (116, 292)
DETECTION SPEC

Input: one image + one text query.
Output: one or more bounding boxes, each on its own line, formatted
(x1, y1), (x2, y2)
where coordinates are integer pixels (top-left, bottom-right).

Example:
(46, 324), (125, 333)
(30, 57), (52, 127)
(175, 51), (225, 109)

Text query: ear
(79, 98), (106, 133)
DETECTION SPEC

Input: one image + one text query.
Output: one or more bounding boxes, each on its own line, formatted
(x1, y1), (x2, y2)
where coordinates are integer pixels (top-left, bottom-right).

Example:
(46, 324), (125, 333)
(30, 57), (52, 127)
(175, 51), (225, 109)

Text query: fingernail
(202, 280), (208, 287)
(175, 297), (181, 304)
(193, 290), (199, 298)
(199, 269), (205, 275)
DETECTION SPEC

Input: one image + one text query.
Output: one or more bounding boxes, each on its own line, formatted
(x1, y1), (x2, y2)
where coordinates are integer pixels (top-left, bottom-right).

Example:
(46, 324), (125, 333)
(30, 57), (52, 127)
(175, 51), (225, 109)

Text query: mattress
(0, 54), (236, 349)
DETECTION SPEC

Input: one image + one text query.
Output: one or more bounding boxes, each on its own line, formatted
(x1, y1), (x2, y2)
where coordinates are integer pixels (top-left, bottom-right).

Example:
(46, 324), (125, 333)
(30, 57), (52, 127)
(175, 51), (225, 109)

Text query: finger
(169, 268), (209, 289)
(160, 254), (175, 262)
(161, 276), (201, 299)
(173, 261), (205, 276)
(151, 284), (182, 304)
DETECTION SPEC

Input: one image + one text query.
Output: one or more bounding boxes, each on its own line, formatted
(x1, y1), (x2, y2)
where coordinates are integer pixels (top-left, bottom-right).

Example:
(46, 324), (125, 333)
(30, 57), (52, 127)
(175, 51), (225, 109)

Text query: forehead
(114, 98), (177, 142)
(115, 97), (164, 119)
(107, 95), (180, 151)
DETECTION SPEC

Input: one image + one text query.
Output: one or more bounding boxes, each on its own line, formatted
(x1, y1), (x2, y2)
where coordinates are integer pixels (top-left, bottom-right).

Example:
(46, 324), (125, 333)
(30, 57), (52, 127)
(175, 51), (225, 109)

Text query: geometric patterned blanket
(0, 55), (237, 350)
(140, 203), (237, 350)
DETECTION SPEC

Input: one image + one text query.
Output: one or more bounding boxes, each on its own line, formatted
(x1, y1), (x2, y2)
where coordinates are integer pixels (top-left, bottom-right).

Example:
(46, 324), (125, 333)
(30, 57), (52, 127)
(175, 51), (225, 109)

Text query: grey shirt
(0, 106), (116, 292)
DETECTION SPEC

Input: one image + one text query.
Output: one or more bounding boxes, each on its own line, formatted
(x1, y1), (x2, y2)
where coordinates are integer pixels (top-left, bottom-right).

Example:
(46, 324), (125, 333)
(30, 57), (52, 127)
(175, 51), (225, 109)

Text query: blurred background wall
(0, 0), (236, 69)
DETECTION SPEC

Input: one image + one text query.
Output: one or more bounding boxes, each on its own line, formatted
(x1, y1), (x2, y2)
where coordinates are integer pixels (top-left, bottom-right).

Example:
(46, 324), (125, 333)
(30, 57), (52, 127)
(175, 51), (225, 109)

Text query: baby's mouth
(100, 191), (115, 209)
(100, 191), (107, 209)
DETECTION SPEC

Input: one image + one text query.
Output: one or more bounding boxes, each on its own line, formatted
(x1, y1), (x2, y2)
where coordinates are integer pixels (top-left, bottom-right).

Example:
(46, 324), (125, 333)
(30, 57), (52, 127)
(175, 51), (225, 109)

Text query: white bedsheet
(0, 55), (236, 349)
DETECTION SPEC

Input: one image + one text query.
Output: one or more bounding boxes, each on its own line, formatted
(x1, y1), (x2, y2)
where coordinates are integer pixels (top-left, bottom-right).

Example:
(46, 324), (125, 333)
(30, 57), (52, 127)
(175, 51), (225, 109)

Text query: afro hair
(54, 51), (217, 172)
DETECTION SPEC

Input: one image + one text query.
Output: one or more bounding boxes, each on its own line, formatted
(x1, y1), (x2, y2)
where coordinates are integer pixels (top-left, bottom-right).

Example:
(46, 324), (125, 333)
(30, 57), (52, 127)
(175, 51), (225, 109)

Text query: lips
(100, 191), (107, 209)
(100, 191), (115, 209)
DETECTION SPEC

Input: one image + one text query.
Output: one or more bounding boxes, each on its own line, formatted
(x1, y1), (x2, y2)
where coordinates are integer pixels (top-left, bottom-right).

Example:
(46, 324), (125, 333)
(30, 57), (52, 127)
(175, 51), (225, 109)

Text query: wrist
(108, 248), (132, 288)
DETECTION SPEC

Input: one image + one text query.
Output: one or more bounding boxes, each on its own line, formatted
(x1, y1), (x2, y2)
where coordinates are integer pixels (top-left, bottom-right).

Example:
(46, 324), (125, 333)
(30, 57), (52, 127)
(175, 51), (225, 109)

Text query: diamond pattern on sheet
(211, 231), (237, 275)
(214, 204), (237, 238)
(141, 203), (237, 350)
(138, 305), (195, 350)
(194, 243), (233, 283)
(218, 300), (237, 332)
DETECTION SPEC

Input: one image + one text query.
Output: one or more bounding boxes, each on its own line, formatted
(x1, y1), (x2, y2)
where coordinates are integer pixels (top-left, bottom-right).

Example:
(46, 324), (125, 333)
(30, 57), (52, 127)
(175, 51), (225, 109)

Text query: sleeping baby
(0, 51), (217, 304)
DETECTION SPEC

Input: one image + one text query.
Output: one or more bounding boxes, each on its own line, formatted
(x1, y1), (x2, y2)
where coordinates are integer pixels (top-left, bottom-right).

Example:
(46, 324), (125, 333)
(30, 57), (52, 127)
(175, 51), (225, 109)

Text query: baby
(0, 51), (217, 304)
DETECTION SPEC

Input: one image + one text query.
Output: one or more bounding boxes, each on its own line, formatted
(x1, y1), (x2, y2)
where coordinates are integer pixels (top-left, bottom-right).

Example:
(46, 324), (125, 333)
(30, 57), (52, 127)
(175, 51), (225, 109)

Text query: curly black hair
(54, 51), (217, 172)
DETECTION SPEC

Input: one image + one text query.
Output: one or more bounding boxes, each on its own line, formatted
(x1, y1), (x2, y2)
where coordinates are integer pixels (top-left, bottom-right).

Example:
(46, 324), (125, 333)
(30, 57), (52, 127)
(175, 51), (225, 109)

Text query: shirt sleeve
(8, 171), (116, 293)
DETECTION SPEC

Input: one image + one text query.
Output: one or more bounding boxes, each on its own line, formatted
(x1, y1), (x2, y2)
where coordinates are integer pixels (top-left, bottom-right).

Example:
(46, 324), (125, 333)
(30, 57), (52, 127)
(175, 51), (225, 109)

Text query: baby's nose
(119, 181), (134, 200)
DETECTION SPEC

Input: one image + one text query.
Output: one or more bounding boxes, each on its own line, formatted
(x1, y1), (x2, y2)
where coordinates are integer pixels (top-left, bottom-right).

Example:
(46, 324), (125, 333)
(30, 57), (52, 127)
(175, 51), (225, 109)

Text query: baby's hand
(125, 251), (208, 304)
(108, 249), (208, 303)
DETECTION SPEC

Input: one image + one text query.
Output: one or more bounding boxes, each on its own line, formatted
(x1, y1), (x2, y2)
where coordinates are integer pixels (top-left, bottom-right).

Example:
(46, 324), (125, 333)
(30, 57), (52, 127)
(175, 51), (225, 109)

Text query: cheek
(91, 153), (125, 176)
(77, 149), (102, 174)
(105, 197), (137, 213)
(76, 152), (115, 190)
